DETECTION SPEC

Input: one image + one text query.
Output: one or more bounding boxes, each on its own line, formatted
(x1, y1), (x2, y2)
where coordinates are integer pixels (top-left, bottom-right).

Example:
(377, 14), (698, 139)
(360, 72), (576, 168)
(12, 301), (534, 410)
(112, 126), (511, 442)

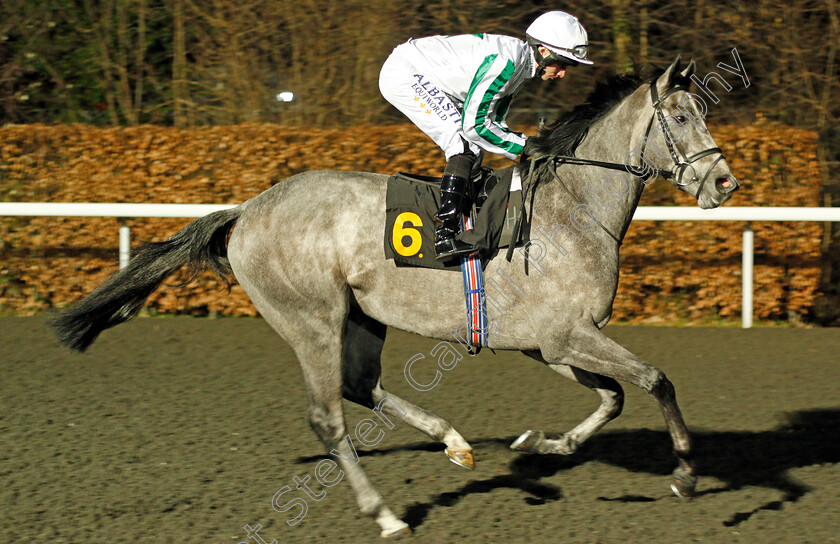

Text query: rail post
(119, 219), (130, 269)
(742, 225), (754, 328)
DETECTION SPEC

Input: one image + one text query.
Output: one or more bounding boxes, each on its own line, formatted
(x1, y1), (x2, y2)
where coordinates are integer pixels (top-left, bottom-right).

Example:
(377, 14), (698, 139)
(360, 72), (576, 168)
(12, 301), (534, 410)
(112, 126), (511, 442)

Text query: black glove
(520, 138), (538, 162)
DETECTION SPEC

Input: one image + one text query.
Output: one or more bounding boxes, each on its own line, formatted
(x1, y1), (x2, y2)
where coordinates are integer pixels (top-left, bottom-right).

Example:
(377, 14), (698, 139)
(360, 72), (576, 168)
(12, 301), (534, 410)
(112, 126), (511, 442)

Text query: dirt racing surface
(1, 317), (839, 544)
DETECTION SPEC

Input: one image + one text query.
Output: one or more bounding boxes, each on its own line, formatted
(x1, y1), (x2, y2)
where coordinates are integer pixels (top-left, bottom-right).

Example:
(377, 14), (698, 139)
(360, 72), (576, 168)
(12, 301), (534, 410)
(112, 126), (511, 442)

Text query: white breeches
(379, 44), (482, 161)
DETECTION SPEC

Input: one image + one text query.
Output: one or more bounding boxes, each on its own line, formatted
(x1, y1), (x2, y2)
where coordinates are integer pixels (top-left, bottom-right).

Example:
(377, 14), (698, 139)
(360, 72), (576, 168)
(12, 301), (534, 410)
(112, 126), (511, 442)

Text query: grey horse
(53, 57), (739, 537)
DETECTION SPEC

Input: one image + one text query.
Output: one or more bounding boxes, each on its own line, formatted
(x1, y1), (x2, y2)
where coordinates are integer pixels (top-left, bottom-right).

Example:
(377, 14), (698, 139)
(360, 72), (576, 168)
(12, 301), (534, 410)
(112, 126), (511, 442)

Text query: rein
(504, 80), (725, 259)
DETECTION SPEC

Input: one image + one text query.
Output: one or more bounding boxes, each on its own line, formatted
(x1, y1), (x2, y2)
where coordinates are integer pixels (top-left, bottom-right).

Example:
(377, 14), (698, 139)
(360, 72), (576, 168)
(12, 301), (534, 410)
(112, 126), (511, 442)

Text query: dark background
(1, 2), (835, 135)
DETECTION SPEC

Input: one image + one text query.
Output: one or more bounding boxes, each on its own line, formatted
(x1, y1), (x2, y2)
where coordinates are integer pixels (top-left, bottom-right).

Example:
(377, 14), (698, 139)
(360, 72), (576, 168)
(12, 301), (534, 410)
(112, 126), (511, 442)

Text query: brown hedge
(0, 121), (823, 322)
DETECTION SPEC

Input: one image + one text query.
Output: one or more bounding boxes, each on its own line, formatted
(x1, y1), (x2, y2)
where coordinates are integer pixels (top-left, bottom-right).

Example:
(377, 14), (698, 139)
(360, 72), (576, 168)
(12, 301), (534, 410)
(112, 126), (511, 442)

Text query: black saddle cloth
(383, 167), (523, 271)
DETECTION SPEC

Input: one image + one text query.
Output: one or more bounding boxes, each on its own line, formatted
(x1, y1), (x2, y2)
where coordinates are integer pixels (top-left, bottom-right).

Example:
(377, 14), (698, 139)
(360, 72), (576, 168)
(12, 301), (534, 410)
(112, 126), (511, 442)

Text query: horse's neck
(560, 87), (652, 243)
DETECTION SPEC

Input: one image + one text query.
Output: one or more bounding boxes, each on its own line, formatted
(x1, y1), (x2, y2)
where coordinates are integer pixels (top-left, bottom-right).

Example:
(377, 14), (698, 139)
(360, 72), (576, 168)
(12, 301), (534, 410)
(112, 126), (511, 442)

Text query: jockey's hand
(520, 138), (538, 162)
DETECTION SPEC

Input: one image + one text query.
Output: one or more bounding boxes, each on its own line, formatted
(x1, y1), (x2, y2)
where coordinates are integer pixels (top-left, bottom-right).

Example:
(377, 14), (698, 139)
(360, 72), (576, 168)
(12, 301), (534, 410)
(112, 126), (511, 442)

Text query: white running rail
(2, 203), (839, 328)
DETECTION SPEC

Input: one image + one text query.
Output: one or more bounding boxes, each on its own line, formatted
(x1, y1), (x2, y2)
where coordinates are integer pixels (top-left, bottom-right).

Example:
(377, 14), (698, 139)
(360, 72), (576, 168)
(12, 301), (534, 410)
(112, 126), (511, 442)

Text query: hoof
(670, 470), (697, 500)
(510, 430), (545, 453)
(445, 448), (475, 470)
(381, 525), (412, 538)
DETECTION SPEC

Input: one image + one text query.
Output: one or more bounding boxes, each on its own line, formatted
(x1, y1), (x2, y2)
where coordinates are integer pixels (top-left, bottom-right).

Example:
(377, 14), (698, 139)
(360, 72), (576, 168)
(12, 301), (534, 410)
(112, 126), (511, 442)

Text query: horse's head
(647, 56), (739, 209)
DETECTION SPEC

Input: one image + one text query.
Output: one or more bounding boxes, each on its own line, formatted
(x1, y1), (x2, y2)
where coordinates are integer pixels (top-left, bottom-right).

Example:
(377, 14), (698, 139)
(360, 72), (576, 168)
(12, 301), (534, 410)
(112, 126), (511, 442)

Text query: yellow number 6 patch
(392, 212), (423, 257)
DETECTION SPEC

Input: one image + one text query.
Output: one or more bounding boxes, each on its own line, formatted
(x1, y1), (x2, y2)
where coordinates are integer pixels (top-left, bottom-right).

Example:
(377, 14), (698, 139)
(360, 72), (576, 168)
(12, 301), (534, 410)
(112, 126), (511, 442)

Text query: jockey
(379, 11), (593, 260)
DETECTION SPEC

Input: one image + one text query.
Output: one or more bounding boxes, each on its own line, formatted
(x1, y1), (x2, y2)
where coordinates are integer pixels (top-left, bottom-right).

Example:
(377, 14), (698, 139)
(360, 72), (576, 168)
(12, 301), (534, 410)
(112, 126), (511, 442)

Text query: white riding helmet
(526, 11), (593, 66)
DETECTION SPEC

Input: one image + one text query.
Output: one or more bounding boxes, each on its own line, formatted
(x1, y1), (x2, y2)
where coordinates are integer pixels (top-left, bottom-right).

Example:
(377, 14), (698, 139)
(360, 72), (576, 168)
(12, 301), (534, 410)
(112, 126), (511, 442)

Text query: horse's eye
(675, 116), (687, 124)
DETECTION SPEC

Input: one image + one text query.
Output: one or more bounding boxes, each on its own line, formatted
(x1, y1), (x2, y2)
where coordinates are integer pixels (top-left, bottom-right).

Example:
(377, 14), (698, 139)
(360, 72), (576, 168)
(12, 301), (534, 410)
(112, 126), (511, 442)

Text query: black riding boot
(434, 153), (477, 260)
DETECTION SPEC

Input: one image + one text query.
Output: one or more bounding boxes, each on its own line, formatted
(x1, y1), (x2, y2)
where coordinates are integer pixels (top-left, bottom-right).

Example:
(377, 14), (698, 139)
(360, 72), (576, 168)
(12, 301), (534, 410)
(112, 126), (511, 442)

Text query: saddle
(384, 167), (524, 271)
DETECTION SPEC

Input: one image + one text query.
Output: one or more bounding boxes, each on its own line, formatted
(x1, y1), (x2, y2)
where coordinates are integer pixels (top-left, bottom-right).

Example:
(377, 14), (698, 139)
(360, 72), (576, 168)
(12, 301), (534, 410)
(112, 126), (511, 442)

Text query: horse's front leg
(516, 325), (697, 499)
(512, 350), (624, 455)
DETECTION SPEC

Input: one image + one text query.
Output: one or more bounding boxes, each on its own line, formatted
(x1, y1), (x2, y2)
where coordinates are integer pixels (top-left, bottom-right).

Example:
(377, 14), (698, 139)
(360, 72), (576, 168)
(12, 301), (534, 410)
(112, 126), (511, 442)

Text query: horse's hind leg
(512, 351), (624, 455)
(233, 286), (409, 536)
(343, 308), (474, 469)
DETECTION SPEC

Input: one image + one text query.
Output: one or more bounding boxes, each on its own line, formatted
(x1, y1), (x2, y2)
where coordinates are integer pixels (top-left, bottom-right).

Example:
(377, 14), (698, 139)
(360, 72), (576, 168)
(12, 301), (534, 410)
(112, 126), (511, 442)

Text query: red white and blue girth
(459, 215), (488, 348)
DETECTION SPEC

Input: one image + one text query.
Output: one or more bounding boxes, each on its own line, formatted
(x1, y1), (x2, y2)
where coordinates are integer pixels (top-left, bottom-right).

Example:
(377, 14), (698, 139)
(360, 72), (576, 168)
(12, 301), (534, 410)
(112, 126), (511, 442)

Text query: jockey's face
(541, 63), (567, 80)
(538, 46), (569, 81)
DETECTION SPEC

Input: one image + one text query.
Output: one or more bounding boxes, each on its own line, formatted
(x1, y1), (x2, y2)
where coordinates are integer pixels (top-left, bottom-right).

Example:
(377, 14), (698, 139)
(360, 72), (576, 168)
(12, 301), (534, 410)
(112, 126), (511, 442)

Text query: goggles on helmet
(545, 43), (589, 63)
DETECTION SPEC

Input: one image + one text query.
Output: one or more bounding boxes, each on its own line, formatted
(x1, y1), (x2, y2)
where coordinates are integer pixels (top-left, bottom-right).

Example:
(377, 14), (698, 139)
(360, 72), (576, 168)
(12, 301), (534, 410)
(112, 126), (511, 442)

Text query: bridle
(643, 81), (725, 199)
(506, 80), (727, 258)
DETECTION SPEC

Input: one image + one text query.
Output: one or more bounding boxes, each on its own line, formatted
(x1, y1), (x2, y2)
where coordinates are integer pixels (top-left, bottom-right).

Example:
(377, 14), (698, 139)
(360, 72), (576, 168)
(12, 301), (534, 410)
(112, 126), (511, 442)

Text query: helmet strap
(530, 43), (576, 77)
(531, 43), (548, 78)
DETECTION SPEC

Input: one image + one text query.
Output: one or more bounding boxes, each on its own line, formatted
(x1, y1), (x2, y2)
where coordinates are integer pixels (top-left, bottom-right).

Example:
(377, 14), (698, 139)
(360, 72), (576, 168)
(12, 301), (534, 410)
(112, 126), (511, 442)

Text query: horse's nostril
(716, 177), (736, 193)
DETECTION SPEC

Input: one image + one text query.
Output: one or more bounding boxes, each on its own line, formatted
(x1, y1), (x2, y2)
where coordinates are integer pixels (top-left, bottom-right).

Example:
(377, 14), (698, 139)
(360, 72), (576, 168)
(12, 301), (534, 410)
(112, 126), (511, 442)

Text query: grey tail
(51, 206), (243, 352)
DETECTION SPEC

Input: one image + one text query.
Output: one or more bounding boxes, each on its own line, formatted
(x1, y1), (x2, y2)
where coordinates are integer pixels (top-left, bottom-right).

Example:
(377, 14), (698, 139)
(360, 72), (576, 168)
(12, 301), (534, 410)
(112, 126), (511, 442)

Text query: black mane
(529, 66), (667, 158)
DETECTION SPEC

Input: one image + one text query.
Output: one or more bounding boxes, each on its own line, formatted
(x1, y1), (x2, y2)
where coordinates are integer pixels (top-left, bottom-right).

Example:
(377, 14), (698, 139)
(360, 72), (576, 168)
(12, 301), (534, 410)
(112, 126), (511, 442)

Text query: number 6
(392, 212), (423, 257)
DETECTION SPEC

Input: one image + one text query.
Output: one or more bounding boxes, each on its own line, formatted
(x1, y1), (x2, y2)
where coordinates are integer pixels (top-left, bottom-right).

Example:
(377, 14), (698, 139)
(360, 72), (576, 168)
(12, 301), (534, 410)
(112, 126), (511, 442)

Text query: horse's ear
(656, 54), (683, 95)
(668, 54), (683, 85)
(680, 59), (696, 80)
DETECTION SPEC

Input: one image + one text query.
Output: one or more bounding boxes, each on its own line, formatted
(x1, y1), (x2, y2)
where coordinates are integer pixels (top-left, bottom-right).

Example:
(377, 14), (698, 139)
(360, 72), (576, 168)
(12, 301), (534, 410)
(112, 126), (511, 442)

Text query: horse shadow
(499, 407), (840, 528)
(295, 408), (840, 530)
